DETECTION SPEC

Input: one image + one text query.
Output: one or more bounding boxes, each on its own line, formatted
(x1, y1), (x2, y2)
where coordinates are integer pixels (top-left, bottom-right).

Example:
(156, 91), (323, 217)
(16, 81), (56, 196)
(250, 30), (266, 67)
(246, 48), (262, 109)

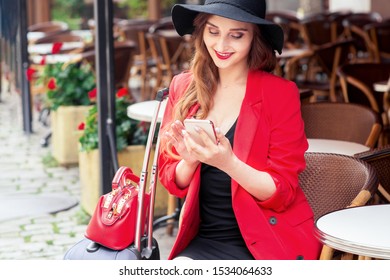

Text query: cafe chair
(87, 17), (123, 41)
(301, 102), (382, 149)
(355, 145), (390, 203)
(327, 11), (353, 42)
(342, 12), (383, 62)
(300, 14), (333, 49)
(337, 62), (390, 145)
(117, 20), (157, 101)
(364, 21), (390, 63)
(146, 32), (184, 98)
(286, 39), (355, 102)
(266, 11), (303, 49)
(299, 152), (379, 260)
(148, 16), (174, 33)
(111, 40), (137, 91)
(78, 40), (136, 91)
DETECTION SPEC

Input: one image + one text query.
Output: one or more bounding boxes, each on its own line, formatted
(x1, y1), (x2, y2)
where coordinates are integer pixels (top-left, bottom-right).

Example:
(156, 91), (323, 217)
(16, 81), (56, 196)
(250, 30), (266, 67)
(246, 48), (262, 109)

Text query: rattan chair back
(300, 14), (333, 48)
(342, 12), (382, 61)
(301, 102), (382, 148)
(299, 152), (379, 221)
(364, 21), (390, 63)
(337, 62), (390, 121)
(355, 145), (390, 203)
(112, 41), (136, 90)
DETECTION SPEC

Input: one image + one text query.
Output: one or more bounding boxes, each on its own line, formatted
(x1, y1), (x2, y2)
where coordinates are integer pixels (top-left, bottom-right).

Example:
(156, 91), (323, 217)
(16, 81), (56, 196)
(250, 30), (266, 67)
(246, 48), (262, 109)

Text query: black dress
(177, 120), (254, 260)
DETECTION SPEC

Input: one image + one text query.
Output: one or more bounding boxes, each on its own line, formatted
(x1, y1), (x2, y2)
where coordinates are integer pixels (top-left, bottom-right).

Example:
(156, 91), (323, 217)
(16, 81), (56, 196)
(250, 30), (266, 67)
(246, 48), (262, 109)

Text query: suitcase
(64, 88), (169, 260)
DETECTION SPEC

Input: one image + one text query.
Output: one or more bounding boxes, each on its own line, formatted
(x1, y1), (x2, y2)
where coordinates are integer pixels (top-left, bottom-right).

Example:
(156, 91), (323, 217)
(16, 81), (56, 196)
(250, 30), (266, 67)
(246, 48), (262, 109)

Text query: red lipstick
(215, 50), (232, 60)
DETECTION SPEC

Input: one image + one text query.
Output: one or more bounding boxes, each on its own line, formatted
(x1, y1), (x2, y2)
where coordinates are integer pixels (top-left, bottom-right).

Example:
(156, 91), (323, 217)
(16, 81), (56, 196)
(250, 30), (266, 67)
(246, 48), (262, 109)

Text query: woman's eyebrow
(206, 21), (249, 32)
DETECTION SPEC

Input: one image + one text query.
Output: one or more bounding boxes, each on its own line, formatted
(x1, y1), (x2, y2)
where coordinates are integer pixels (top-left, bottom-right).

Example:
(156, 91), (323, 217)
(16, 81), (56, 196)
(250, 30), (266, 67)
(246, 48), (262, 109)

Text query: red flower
(51, 42), (63, 54)
(26, 67), (37, 81)
(78, 122), (85, 130)
(40, 55), (46, 65)
(116, 87), (128, 98)
(139, 121), (148, 133)
(88, 88), (97, 100)
(47, 78), (57, 90)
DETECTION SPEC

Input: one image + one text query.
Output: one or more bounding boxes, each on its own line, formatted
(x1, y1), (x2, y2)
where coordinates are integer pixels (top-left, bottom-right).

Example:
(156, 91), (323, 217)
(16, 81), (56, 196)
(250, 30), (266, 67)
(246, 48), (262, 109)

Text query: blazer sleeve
(157, 72), (192, 198)
(256, 78), (308, 212)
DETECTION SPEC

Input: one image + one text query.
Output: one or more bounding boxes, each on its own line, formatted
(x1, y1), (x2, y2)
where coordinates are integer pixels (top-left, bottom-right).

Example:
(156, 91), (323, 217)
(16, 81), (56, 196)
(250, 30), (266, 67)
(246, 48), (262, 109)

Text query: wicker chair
(299, 152), (379, 260)
(301, 102), (382, 149)
(74, 40), (136, 92)
(364, 21), (390, 63)
(266, 11), (303, 49)
(337, 62), (390, 145)
(300, 14), (333, 49)
(117, 20), (157, 101)
(146, 32), (184, 98)
(286, 39), (354, 102)
(342, 12), (383, 62)
(355, 145), (390, 203)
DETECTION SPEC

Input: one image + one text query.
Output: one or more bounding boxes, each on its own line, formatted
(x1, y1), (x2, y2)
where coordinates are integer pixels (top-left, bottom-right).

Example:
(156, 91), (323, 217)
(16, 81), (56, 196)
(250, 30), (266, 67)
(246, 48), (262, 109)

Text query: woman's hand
(163, 120), (200, 188)
(182, 125), (235, 171)
(164, 120), (199, 165)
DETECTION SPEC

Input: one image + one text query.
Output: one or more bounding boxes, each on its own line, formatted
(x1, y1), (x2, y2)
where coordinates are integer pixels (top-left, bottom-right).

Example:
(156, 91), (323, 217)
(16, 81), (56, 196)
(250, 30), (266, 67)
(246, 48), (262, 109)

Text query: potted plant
(30, 47), (96, 166)
(77, 87), (168, 216)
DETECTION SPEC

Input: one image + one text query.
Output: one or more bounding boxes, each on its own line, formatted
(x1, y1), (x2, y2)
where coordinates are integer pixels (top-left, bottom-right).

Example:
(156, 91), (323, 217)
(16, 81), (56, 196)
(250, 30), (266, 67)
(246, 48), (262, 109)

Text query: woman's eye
(231, 33), (244, 39)
(208, 28), (219, 35)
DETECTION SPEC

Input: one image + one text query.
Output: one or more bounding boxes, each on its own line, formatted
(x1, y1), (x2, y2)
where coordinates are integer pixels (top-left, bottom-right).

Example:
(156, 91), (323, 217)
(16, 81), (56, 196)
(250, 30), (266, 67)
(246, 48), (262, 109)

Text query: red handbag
(85, 166), (150, 250)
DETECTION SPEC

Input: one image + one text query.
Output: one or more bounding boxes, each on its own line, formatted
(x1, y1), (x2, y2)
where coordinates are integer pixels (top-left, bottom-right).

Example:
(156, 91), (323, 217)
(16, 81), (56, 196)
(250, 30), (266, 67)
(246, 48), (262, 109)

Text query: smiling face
(202, 15), (255, 72)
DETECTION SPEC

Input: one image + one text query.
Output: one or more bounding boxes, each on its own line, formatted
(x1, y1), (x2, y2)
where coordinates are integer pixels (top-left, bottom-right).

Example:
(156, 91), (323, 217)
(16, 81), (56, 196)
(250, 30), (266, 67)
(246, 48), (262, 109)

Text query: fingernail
(215, 127), (221, 134)
(181, 130), (187, 136)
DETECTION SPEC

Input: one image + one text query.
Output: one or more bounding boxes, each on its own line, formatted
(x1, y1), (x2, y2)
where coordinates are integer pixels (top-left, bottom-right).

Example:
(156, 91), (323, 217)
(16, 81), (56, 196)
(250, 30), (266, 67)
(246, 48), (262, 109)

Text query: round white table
(307, 139), (370, 156)
(373, 80), (389, 93)
(127, 100), (167, 122)
(276, 48), (310, 59)
(315, 204), (390, 259)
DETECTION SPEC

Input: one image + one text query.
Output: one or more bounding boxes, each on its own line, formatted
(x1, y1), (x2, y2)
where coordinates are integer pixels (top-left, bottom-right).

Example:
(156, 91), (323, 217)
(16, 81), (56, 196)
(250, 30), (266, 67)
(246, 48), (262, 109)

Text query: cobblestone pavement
(0, 85), (174, 260)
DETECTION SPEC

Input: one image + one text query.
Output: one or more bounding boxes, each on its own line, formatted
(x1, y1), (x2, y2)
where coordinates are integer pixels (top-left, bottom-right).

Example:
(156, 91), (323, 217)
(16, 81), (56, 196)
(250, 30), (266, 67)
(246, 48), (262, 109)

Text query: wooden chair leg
(341, 253), (354, 260)
(166, 194), (176, 236)
(319, 245), (335, 260)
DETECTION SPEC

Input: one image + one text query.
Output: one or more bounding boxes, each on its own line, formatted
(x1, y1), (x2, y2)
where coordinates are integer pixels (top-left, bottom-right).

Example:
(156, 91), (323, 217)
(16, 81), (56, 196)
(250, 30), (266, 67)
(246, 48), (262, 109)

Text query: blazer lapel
(231, 71), (264, 199)
(233, 70), (264, 162)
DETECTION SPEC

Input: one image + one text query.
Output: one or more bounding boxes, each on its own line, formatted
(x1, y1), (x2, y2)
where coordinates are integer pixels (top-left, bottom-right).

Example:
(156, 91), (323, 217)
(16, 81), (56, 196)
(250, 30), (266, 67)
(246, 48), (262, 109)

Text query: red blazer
(158, 70), (322, 260)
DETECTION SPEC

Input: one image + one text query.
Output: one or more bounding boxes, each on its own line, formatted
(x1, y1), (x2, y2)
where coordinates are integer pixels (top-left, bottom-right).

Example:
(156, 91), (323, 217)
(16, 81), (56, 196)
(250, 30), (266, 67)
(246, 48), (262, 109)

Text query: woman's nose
(215, 36), (229, 50)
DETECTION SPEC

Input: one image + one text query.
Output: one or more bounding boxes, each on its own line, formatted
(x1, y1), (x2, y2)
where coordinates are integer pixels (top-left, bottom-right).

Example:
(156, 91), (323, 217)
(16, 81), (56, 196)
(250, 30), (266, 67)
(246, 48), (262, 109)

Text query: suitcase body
(63, 237), (160, 260)
(64, 88), (168, 260)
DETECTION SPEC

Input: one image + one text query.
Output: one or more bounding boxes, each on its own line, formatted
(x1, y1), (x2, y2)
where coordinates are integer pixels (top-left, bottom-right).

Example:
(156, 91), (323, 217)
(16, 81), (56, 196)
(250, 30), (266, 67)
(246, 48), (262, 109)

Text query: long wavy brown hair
(161, 13), (277, 157)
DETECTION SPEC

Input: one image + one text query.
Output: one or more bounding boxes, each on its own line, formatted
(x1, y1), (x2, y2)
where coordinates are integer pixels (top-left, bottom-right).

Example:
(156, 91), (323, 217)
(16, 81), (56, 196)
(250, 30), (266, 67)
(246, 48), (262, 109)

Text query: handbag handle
(111, 166), (140, 191)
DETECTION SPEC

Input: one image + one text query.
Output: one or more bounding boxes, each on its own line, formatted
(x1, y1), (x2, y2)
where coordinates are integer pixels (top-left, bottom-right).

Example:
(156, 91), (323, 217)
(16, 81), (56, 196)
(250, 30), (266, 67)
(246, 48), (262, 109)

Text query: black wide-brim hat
(171, 0), (284, 54)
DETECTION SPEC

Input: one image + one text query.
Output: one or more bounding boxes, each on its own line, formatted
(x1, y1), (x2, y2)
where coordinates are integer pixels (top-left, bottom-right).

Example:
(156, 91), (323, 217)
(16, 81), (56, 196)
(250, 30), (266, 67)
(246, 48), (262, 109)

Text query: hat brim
(172, 4), (284, 54)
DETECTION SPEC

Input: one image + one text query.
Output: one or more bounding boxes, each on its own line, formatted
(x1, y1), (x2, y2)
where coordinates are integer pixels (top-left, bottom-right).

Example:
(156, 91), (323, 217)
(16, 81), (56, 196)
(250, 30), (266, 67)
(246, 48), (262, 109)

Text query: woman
(158, 0), (322, 260)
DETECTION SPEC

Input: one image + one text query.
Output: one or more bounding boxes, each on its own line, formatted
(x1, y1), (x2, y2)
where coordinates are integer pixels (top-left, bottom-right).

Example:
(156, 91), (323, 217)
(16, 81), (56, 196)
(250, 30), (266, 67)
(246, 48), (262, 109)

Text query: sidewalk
(0, 84), (175, 260)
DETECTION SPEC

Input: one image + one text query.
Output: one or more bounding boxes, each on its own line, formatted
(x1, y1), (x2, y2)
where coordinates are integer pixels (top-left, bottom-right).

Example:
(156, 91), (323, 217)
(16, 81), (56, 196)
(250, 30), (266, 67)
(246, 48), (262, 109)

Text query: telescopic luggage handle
(134, 87), (169, 253)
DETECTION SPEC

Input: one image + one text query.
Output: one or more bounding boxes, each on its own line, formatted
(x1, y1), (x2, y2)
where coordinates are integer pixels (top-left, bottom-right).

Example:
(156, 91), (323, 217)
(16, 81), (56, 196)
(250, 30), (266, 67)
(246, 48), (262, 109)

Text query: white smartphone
(183, 119), (218, 145)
